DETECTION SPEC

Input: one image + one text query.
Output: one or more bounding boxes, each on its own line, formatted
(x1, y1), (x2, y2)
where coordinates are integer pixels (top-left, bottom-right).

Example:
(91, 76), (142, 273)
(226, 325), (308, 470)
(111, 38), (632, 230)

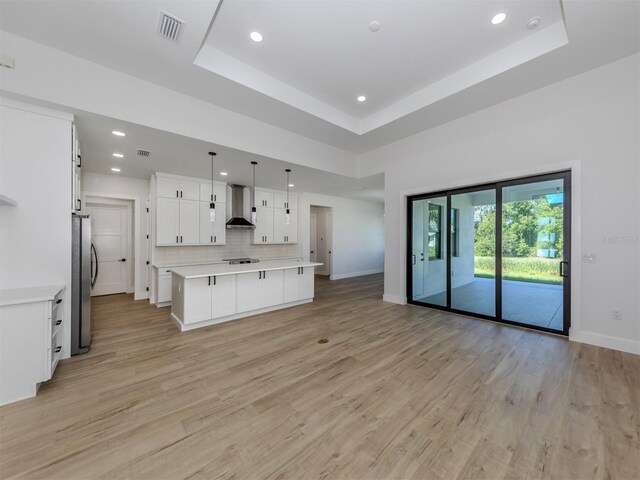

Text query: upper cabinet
(252, 188), (298, 245)
(273, 192), (298, 210)
(153, 173), (227, 246)
(157, 176), (199, 200)
(199, 183), (227, 203)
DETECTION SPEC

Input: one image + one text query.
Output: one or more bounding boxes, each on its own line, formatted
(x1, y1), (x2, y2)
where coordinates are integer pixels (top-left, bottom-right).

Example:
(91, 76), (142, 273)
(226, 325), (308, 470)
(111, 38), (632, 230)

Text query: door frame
(310, 205), (333, 276)
(84, 191), (147, 300)
(86, 197), (133, 295)
(406, 170), (571, 336)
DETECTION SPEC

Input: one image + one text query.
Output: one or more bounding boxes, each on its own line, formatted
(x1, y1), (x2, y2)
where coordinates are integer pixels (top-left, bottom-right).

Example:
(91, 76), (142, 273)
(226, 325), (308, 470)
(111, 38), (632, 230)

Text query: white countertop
(0, 285), (65, 307)
(152, 256), (304, 269)
(171, 260), (323, 279)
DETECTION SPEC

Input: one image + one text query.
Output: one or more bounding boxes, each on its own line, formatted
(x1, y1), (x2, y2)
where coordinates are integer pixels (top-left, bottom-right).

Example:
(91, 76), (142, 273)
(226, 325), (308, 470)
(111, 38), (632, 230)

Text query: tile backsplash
(154, 230), (302, 266)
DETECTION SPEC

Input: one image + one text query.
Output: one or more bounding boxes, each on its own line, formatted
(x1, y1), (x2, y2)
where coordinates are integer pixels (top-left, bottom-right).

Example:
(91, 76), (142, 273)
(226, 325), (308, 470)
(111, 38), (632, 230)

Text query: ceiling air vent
(157, 11), (184, 43)
(137, 149), (150, 157)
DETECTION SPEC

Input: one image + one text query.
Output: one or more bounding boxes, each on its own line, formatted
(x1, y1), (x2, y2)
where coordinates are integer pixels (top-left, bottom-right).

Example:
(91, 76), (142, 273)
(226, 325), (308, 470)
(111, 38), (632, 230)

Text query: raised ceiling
(0, 0), (638, 155)
(198, 0), (566, 133)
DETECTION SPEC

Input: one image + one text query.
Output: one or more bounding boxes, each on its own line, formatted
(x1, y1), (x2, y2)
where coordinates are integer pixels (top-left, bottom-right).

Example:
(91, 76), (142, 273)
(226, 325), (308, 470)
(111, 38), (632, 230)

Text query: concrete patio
(417, 277), (563, 330)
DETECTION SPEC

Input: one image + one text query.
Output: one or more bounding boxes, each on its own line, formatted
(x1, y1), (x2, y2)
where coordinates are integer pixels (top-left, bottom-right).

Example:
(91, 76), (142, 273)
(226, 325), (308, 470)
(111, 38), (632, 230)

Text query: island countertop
(170, 260), (323, 279)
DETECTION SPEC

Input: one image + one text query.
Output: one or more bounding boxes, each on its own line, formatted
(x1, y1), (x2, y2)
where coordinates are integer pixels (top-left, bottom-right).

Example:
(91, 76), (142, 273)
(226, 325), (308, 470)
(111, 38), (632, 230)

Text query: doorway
(407, 171), (571, 335)
(85, 198), (134, 296)
(310, 206), (332, 276)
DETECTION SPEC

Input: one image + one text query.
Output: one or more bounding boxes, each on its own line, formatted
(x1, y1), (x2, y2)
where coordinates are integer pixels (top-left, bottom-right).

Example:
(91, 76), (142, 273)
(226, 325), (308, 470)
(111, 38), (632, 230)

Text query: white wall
(362, 53), (640, 354)
(0, 99), (73, 358)
(300, 193), (385, 280)
(0, 30), (356, 178)
(82, 172), (149, 300)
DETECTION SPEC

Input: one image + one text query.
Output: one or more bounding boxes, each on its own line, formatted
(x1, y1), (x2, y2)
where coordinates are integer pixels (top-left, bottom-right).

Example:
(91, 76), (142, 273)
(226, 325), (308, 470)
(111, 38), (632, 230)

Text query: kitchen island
(170, 260), (322, 331)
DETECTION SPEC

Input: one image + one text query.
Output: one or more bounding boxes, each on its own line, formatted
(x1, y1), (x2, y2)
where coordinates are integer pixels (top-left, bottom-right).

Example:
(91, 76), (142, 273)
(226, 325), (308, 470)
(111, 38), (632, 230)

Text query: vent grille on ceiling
(137, 149), (150, 157)
(157, 11), (184, 43)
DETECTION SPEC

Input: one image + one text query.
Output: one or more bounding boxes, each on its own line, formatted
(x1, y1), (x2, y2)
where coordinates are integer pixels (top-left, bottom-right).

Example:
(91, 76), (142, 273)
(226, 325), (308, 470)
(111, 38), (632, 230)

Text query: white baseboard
(570, 330), (640, 355)
(330, 269), (384, 280)
(383, 294), (407, 305)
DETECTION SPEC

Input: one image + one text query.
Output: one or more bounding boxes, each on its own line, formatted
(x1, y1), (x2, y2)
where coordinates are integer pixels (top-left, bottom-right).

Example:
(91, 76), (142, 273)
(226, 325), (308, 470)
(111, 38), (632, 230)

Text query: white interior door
(87, 203), (129, 296)
(310, 213), (317, 262)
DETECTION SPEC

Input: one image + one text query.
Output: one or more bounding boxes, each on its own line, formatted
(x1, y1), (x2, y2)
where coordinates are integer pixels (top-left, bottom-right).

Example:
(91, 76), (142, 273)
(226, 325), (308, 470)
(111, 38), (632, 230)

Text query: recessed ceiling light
(220, 172), (228, 176)
(288, 184), (294, 188)
(250, 31), (263, 42)
(491, 12), (507, 25)
(112, 130), (125, 136)
(113, 153), (124, 158)
(357, 95), (366, 102)
(111, 167), (121, 172)
(369, 21), (381, 32)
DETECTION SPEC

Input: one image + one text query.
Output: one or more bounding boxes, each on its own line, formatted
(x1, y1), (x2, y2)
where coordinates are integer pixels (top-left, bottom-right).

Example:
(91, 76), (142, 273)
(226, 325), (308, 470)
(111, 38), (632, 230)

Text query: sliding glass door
(407, 171), (570, 335)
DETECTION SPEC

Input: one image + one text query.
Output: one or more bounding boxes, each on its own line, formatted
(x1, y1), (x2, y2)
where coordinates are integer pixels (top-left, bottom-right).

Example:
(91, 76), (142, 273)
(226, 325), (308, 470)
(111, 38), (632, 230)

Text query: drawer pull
(55, 346), (62, 353)
(56, 299), (62, 304)
(55, 320), (62, 326)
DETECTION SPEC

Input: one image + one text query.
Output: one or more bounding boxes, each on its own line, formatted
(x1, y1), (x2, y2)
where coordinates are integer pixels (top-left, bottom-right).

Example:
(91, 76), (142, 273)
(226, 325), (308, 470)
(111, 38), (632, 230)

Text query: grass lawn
(474, 256), (562, 285)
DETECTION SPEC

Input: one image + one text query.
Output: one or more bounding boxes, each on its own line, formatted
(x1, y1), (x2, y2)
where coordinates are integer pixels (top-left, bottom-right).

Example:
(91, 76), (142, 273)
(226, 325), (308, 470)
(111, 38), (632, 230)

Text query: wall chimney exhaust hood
(226, 184), (255, 229)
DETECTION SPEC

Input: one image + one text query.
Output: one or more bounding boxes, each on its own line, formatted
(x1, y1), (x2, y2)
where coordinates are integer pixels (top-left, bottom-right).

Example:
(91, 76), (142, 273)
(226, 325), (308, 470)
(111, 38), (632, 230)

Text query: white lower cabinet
(284, 266), (314, 303)
(0, 285), (65, 406)
(236, 269), (283, 312)
(157, 268), (173, 304)
(171, 265), (316, 331)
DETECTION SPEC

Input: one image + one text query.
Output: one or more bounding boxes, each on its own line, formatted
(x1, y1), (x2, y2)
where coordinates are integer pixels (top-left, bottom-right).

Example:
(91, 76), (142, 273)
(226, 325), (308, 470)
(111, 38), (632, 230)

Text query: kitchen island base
(170, 298), (312, 332)
(170, 261), (321, 332)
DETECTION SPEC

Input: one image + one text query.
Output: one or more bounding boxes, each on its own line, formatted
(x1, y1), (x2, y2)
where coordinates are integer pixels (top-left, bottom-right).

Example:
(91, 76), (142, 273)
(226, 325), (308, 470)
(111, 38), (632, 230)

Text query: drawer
(48, 328), (64, 379)
(50, 296), (63, 320)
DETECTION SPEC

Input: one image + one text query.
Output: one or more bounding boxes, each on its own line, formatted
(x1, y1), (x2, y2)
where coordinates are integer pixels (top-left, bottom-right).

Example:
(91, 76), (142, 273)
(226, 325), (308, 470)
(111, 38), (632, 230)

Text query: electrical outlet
(583, 253), (597, 263)
(612, 309), (623, 321)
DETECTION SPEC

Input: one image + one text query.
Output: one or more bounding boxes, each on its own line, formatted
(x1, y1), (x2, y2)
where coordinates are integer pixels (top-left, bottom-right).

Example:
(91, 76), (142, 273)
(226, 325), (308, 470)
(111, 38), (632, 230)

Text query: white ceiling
(0, 0), (638, 153)
(73, 110), (385, 202)
(199, 0), (566, 132)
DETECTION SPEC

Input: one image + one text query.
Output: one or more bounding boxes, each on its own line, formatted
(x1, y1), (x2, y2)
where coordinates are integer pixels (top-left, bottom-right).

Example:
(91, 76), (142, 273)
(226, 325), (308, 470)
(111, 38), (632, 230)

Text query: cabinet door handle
(210, 235), (213, 243)
(180, 190), (183, 198)
(263, 271), (266, 279)
(213, 276), (216, 286)
(55, 320), (62, 326)
(180, 236), (183, 243)
(214, 236), (216, 243)
(176, 190), (179, 198)
(208, 276), (211, 286)
(258, 271), (262, 279)
(214, 194), (217, 202)
(301, 267), (304, 274)
(176, 236), (179, 243)
(55, 346), (62, 353)
(56, 299), (62, 304)
(76, 198), (82, 211)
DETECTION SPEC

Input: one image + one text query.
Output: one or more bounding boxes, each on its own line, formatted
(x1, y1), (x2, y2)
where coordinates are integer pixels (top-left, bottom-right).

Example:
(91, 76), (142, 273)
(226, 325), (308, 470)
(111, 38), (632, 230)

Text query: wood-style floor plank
(1, 274), (638, 479)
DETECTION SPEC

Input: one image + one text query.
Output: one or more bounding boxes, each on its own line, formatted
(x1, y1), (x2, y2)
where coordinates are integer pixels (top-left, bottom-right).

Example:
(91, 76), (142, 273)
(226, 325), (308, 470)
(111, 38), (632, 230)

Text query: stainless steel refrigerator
(71, 214), (95, 355)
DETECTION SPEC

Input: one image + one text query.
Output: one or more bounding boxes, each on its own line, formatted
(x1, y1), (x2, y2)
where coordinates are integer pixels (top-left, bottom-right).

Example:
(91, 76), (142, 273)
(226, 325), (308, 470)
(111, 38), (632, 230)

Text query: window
(451, 208), (460, 257)
(428, 203), (442, 260)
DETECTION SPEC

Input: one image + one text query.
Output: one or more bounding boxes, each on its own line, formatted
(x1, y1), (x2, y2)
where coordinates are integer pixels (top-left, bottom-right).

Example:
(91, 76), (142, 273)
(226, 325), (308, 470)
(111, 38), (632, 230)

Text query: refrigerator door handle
(90, 242), (99, 288)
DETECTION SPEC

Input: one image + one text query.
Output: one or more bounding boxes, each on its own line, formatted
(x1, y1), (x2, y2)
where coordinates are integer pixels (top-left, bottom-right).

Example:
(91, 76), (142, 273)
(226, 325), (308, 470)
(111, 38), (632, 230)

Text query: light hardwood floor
(1, 274), (638, 479)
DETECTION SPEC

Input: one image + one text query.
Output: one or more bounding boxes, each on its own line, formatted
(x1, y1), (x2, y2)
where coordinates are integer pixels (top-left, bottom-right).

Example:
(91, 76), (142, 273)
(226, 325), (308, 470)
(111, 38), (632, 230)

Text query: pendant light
(208, 152), (216, 222)
(251, 161), (258, 224)
(285, 169), (291, 225)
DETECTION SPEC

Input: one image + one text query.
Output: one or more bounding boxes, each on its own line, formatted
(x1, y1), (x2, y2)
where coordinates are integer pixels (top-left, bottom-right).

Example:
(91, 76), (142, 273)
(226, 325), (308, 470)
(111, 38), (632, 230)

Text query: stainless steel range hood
(226, 184), (255, 229)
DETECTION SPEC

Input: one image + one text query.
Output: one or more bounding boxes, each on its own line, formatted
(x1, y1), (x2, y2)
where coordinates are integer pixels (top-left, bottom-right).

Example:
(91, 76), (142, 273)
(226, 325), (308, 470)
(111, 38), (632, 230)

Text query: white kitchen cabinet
(284, 266), (314, 303)
(200, 183), (227, 203)
(156, 197), (180, 245)
(273, 192), (297, 210)
(236, 269), (283, 312)
(273, 208), (298, 244)
(211, 275), (237, 318)
(157, 268), (173, 304)
(0, 285), (65, 405)
(157, 176), (199, 200)
(199, 201), (226, 245)
(179, 200), (199, 244)
(182, 277), (211, 324)
(236, 271), (263, 313)
(254, 189), (274, 208)
(253, 205), (274, 244)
